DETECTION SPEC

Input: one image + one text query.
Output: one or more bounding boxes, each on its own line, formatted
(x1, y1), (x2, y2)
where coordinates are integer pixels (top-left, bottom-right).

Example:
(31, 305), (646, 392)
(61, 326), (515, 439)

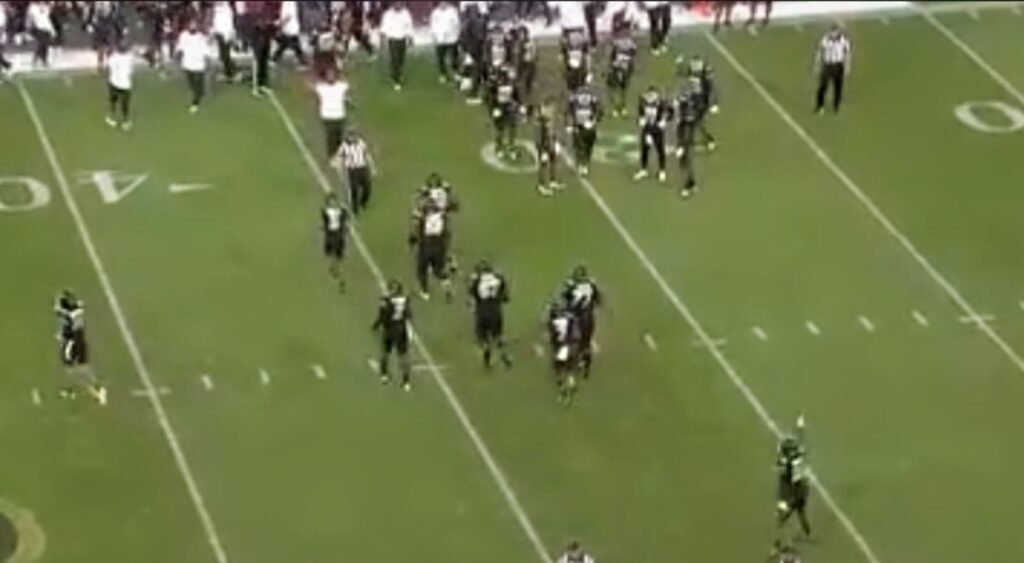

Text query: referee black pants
(323, 118), (346, 159)
(347, 167), (372, 214)
(816, 62), (845, 113)
(108, 85), (131, 122)
(388, 39), (407, 87)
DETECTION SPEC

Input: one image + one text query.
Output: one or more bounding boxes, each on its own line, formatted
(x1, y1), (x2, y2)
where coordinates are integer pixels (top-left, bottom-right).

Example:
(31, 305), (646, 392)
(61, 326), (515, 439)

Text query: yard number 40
(954, 100), (1024, 133)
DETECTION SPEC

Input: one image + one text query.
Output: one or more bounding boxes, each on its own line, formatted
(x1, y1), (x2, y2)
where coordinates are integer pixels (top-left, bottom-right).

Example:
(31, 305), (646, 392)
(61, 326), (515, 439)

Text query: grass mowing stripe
(267, 91), (553, 563)
(919, 9), (1024, 107)
(17, 83), (231, 563)
(559, 158), (884, 563)
(706, 32), (1024, 380)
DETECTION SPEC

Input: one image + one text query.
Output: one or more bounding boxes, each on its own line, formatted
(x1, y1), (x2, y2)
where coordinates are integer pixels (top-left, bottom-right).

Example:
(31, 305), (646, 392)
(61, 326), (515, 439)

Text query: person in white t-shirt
(315, 67), (350, 158)
(105, 42), (134, 130)
(380, 2), (413, 91)
(430, 2), (459, 83)
(211, 1), (237, 81)
(27, 1), (54, 67)
(175, 20), (211, 113)
(273, 0), (306, 67)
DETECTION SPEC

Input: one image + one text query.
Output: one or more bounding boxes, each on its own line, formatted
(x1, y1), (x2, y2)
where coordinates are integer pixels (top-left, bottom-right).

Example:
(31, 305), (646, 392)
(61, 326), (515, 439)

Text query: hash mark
(858, 316), (876, 333)
(132, 387), (171, 397)
(805, 321), (821, 336)
(912, 310), (930, 327)
(31, 388), (42, 406)
(532, 343), (545, 358)
(692, 337), (728, 349)
(959, 313), (995, 325)
(259, 368), (271, 386)
(752, 326), (769, 341)
(200, 374), (214, 390)
(592, 341), (601, 354)
(643, 333), (658, 351)
(312, 364), (328, 380)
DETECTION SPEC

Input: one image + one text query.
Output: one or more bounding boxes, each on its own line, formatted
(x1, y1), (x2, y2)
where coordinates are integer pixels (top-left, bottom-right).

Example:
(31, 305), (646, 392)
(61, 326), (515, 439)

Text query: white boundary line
(560, 159), (883, 563)
(920, 8), (1024, 109)
(18, 83), (230, 563)
(132, 387), (172, 397)
(707, 32), (1024, 379)
(268, 92), (552, 563)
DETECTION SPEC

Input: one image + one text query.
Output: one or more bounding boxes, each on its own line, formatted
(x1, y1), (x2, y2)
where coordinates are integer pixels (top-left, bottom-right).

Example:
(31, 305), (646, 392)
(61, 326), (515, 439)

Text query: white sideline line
(18, 84), (231, 563)
(132, 387), (172, 397)
(259, 368), (271, 386)
(858, 316), (876, 333)
(920, 9), (1024, 109)
(269, 92), (552, 563)
(201, 374), (215, 391)
(643, 333), (658, 351)
(31, 388), (42, 406)
(752, 326), (769, 341)
(312, 364), (328, 380)
(708, 32), (1024, 381)
(912, 310), (930, 327)
(805, 320), (821, 336)
(560, 163), (882, 563)
(959, 314), (996, 325)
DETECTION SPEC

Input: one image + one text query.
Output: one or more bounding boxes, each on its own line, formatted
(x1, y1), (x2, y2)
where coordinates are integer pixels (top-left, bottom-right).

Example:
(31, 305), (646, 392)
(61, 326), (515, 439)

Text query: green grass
(2, 5), (1024, 562)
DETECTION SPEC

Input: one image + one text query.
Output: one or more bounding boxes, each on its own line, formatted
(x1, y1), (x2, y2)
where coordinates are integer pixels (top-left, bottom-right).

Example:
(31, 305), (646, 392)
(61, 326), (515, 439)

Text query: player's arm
(407, 215), (421, 247)
(371, 298), (387, 331)
(500, 276), (510, 304)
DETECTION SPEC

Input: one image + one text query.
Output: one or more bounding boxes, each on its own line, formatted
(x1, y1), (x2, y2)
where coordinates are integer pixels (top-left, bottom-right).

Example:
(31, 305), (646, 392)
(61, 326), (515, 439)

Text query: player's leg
(635, 127), (651, 179)
(379, 334), (394, 383)
(506, 116), (518, 158)
(794, 484), (812, 538)
(814, 69), (829, 113)
(106, 84), (119, 126)
(578, 318), (596, 379)
(654, 130), (667, 181)
(832, 66), (844, 113)
(435, 244), (454, 302)
(582, 128), (596, 170)
(119, 88), (132, 129)
(416, 245), (431, 298)
(397, 337), (412, 391)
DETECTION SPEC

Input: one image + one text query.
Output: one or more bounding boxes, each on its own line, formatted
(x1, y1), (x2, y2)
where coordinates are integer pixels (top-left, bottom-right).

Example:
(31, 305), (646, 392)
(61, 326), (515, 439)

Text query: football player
(634, 86), (670, 182)
(55, 290), (107, 405)
(680, 54), (718, 150)
(371, 280), (413, 391)
(321, 193), (349, 290)
(674, 87), (699, 198)
(566, 86), (602, 176)
(468, 260), (513, 370)
(547, 299), (578, 405)
(535, 98), (562, 196)
(509, 22), (537, 110)
(606, 29), (638, 117)
(561, 28), (590, 91)
(415, 172), (459, 215)
(410, 199), (454, 302)
(490, 65), (522, 160)
(776, 417), (812, 540)
(562, 265), (602, 379)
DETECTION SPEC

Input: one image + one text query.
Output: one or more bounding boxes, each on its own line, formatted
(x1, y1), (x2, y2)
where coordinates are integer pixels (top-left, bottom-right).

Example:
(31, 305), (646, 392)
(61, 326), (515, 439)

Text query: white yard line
(201, 374), (215, 391)
(312, 364), (328, 380)
(858, 316), (876, 333)
(1019, 301), (1024, 313)
(919, 8), (1024, 108)
(752, 326), (769, 341)
(269, 92), (552, 563)
(805, 320), (822, 336)
(912, 310), (930, 327)
(959, 314), (996, 325)
(18, 84), (230, 563)
(643, 333), (659, 351)
(259, 368), (271, 386)
(31, 388), (42, 406)
(707, 32), (1024, 380)
(560, 158), (882, 563)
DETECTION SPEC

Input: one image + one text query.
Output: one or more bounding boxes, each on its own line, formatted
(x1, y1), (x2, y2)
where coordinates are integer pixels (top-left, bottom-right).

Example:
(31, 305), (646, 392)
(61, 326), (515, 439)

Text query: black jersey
(417, 182), (456, 214)
(470, 270), (509, 317)
(562, 30), (589, 72)
(675, 92), (699, 126)
(536, 110), (557, 154)
(638, 92), (670, 128)
(373, 293), (412, 335)
(492, 78), (519, 111)
(485, 30), (509, 70)
(684, 58), (716, 108)
(568, 90), (601, 130)
(322, 204), (348, 235)
(609, 36), (637, 75)
(416, 207), (450, 243)
(56, 298), (85, 340)
(563, 278), (602, 318)
(510, 28), (536, 68)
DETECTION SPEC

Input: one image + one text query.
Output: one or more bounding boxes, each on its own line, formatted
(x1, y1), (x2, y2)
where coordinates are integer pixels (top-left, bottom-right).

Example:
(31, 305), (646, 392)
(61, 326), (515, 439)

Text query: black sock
(483, 346), (493, 368)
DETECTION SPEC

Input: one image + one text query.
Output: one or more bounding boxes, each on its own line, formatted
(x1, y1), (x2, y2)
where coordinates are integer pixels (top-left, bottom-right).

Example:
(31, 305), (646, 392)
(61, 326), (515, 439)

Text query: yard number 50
(954, 101), (1024, 133)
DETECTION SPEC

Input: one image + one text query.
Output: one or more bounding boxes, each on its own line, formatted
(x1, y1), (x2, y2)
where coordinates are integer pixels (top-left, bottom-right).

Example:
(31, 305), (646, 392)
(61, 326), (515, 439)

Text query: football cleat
(657, 170), (667, 182)
(633, 169), (649, 180)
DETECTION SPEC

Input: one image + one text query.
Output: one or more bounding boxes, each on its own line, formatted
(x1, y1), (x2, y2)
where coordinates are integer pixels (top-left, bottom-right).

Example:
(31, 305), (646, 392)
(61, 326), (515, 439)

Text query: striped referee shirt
(817, 31), (851, 65)
(338, 138), (370, 170)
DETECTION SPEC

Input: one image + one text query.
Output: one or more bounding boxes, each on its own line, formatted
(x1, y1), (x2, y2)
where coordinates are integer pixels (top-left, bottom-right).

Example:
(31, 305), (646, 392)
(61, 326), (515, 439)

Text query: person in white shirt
(273, 0), (306, 67)
(430, 2), (459, 83)
(315, 67), (350, 159)
(211, 1), (237, 81)
(27, 1), (55, 67)
(557, 1), (587, 38)
(105, 41), (134, 130)
(175, 20), (211, 113)
(556, 540), (595, 563)
(380, 2), (413, 91)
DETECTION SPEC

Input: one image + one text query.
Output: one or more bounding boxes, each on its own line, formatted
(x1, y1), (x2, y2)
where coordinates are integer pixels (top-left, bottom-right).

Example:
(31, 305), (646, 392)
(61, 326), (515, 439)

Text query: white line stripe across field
(560, 160), (883, 563)
(18, 84), (231, 563)
(707, 32), (1024, 381)
(268, 92), (552, 563)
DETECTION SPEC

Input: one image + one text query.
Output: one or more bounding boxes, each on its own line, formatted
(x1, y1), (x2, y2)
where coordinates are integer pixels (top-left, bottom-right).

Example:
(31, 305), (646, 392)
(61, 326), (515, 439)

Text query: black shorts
(475, 311), (504, 342)
(565, 67), (587, 89)
(607, 68), (630, 90)
(383, 329), (410, 355)
(493, 106), (517, 129)
(61, 334), (89, 366)
(324, 230), (345, 259)
(418, 237), (449, 277)
(576, 313), (596, 346)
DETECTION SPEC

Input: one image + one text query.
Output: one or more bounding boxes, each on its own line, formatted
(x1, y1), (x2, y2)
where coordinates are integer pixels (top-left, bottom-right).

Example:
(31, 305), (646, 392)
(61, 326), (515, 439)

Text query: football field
(3, 3), (1024, 562)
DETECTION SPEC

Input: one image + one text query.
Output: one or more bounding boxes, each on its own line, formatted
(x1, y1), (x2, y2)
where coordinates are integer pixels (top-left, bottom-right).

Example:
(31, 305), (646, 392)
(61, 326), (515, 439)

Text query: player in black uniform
(535, 98), (562, 196)
(674, 87), (700, 198)
(321, 193), (349, 290)
(410, 200), (454, 302)
(371, 280), (413, 391)
(415, 172), (458, 215)
(547, 299), (578, 405)
(776, 417), (812, 541)
(468, 260), (513, 370)
(490, 65), (522, 160)
(566, 86), (602, 176)
(483, 23), (509, 106)
(55, 290), (107, 405)
(561, 28), (590, 92)
(680, 54), (718, 150)
(606, 30), (638, 117)
(634, 86), (670, 183)
(509, 22), (537, 112)
(562, 265), (602, 379)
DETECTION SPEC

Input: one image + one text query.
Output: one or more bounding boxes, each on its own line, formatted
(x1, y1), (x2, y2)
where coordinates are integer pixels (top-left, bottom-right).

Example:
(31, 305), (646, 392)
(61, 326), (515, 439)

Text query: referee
(335, 130), (376, 215)
(814, 24), (851, 114)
